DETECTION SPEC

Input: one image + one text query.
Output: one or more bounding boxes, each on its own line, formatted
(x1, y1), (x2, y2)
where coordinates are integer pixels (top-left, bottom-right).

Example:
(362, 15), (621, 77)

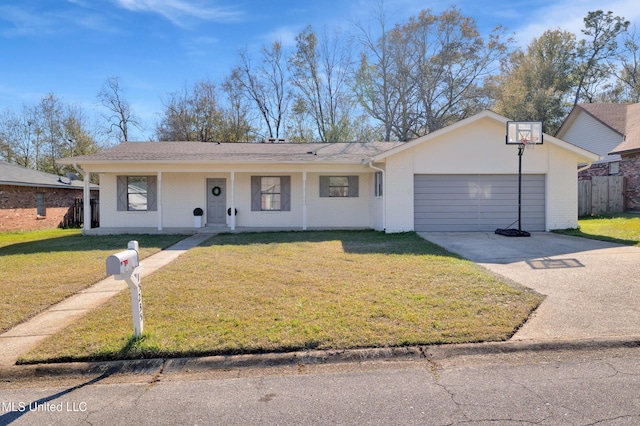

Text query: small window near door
(36, 192), (45, 217)
(374, 171), (383, 197)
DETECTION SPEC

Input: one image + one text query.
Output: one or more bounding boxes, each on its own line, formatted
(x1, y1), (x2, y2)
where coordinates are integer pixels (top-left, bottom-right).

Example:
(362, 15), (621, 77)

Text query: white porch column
(230, 171), (236, 231)
(157, 171), (163, 231)
(302, 171), (307, 230)
(83, 172), (91, 231)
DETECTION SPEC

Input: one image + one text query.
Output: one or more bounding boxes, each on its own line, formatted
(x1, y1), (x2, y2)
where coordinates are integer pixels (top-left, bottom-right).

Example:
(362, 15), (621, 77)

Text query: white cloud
(112, 0), (243, 27)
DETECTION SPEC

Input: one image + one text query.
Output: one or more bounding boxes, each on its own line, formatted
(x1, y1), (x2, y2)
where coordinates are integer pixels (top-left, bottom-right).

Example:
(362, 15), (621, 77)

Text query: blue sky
(1, 0), (639, 140)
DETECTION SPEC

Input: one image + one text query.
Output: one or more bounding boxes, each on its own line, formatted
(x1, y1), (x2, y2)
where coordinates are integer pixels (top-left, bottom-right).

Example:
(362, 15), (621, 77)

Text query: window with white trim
(374, 171), (383, 197)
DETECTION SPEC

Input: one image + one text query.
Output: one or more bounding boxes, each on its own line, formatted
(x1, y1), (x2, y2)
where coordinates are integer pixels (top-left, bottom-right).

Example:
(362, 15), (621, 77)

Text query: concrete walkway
(420, 232), (640, 342)
(0, 233), (213, 367)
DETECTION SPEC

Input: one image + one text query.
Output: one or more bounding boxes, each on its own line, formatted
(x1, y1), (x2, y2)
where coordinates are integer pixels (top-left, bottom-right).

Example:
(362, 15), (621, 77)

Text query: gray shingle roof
(57, 141), (406, 164)
(0, 160), (94, 189)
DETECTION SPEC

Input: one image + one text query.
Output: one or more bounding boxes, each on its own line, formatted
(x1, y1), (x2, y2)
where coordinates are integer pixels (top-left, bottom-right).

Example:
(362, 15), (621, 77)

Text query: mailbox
(106, 249), (139, 276)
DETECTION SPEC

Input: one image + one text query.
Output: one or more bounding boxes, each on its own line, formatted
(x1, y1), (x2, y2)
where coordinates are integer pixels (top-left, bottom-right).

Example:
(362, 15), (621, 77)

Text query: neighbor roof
(57, 141), (406, 165)
(0, 160), (94, 189)
(557, 103), (640, 155)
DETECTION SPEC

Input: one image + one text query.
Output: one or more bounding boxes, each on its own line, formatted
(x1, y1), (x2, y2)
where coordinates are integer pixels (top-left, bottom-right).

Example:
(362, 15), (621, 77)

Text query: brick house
(556, 103), (640, 211)
(0, 161), (98, 232)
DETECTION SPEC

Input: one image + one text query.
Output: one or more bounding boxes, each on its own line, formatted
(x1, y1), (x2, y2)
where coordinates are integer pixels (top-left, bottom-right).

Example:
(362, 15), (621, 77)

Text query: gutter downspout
(73, 163), (92, 232)
(578, 162), (593, 173)
(366, 161), (386, 232)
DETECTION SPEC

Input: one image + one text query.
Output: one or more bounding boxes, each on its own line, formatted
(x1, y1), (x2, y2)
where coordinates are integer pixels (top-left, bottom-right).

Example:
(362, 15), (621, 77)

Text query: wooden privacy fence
(60, 198), (100, 228)
(578, 176), (625, 216)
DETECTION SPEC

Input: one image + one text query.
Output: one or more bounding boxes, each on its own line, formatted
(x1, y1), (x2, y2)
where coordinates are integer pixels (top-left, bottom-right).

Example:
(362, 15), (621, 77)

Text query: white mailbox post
(106, 241), (143, 338)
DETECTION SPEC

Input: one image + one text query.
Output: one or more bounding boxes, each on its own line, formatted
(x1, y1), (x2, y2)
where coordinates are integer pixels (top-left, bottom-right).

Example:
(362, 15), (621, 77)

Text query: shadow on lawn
(202, 230), (460, 257)
(0, 234), (189, 256)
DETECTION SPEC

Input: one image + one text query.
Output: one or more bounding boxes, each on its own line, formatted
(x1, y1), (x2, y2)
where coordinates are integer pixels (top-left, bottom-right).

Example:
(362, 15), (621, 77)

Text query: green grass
(0, 229), (189, 334)
(554, 213), (640, 246)
(19, 231), (543, 364)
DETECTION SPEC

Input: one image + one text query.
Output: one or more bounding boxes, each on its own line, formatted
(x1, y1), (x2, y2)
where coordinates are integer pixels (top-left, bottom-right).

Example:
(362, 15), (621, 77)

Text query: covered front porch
(79, 165), (384, 234)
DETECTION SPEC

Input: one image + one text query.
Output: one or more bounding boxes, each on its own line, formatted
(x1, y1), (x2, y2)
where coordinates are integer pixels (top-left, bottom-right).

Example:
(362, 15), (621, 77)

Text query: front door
(207, 178), (227, 225)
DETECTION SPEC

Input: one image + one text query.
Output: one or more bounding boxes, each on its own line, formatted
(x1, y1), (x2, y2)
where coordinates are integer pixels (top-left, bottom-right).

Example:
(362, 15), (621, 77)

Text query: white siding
(384, 150), (415, 233)
(99, 174), (158, 228)
(546, 144), (579, 230)
(382, 114), (586, 232)
(560, 110), (622, 163)
(99, 167), (376, 230)
(306, 172), (372, 228)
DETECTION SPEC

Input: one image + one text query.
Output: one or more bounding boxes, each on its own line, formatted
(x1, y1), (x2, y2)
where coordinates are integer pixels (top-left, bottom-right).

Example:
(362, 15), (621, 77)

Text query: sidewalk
(0, 233), (213, 367)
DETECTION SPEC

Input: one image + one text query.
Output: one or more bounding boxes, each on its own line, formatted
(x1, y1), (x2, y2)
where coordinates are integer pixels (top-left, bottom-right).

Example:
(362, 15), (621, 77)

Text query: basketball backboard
(506, 121), (543, 145)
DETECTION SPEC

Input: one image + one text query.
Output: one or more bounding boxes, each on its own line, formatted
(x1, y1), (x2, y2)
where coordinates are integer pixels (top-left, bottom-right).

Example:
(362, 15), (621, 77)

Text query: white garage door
(414, 175), (545, 232)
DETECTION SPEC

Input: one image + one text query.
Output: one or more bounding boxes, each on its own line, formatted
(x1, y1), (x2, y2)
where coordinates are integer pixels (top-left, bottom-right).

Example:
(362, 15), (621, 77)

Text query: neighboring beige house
(57, 110), (598, 234)
(0, 160), (98, 232)
(556, 103), (640, 211)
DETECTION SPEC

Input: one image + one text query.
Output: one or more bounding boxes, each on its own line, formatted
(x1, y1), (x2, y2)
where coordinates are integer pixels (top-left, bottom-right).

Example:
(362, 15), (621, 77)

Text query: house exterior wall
(621, 152), (640, 211)
(559, 110), (622, 164)
(0, 184), (92, 232)
(578, 163), (610, 180)
(369, 172), (384, 231)
(382, 116), (582, 232)
(408, 118), (549, 174)
(100, 174), (158, 228)
(546, 144), (580, 229)
(384, 150), (415, 233)
(98, 167), (376, 230)
(305, 173), (372, 228)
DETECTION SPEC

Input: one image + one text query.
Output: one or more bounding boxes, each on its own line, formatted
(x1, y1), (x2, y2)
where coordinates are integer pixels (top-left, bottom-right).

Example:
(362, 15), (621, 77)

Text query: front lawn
(555, 213), (640, 246)
(0, 229), (188, 334)
(19, 231), (543, 364)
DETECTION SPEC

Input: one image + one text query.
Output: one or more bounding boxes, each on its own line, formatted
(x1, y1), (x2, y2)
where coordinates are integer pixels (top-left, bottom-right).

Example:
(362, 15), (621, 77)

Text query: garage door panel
(414, 174), (545, 232)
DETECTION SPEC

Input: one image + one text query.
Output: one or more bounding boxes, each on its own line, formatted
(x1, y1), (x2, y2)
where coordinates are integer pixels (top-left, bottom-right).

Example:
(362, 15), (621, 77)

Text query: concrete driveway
(419, 232), (640, 342)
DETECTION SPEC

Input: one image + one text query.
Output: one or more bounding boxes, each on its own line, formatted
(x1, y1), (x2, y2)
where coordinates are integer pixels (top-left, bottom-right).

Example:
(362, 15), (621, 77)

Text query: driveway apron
(419, 232), (640, 342)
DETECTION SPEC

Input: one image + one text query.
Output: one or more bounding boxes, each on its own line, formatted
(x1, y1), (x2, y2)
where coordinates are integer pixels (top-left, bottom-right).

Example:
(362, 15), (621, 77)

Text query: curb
(3, 336), (640, 381)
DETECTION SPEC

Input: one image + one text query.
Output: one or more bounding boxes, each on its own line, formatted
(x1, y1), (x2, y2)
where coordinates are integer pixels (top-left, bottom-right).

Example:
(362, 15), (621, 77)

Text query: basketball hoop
(496, 121), (544, 238)
(519, 138), (535, 150)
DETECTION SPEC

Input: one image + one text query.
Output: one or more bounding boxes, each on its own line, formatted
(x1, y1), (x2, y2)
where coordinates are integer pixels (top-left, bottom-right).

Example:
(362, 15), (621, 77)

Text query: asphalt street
(2, 345), (640, 425)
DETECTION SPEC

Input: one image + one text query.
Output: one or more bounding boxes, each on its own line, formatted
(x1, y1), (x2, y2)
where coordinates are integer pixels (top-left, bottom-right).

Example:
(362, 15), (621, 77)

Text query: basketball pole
(518, 142), (524, 232)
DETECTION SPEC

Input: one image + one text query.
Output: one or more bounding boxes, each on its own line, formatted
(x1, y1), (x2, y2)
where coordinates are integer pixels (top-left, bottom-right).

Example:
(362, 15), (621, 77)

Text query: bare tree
(353, 1), (420, 141)
(97, 76), (143, 143)
(408, 7), (510, 134)
(220, 74), (255, 142)
(355, 6), (510, 140)
(229, 41), (289, 139)
(289, 25), (357, 142)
